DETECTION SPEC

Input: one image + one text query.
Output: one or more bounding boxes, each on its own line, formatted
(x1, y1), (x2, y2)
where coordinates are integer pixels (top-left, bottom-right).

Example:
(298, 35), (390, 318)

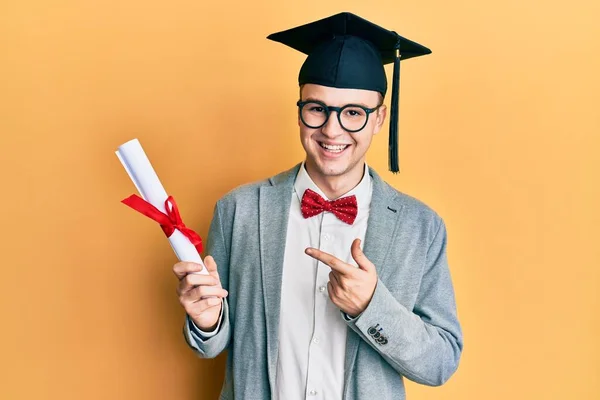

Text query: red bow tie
(300, 189), (358, 225)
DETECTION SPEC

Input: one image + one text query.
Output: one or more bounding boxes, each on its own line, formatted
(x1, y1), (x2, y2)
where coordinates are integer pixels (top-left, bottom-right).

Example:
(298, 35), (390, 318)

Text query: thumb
(351, 239), (374, 273)
(203, 256), (221, 280)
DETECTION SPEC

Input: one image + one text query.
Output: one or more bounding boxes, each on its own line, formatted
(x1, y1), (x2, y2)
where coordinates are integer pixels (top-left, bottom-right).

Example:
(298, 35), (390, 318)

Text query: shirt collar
(294, 162), (373, 211)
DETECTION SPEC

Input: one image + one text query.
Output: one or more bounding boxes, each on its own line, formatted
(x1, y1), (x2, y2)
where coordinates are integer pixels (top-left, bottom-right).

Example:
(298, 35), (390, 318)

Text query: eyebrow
(303, 97), (374, 108)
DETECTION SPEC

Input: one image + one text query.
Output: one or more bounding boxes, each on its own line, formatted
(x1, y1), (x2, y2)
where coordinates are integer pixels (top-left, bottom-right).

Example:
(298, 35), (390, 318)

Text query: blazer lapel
(258, 165), (300, 394)
(362, 169), (405, 269)
(344, 168), (405, 388)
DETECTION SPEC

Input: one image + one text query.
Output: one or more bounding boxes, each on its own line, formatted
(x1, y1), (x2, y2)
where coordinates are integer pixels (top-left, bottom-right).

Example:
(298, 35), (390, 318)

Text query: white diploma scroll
(116, 138), (207, 274)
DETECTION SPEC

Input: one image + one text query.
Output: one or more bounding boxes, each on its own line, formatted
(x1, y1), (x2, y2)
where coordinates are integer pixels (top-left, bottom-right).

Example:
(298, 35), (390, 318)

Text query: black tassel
(389, 48), (400, 173)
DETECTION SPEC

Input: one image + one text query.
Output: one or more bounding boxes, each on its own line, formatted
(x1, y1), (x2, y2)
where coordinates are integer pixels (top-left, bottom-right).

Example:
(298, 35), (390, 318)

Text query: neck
(304, 161), (365, 200)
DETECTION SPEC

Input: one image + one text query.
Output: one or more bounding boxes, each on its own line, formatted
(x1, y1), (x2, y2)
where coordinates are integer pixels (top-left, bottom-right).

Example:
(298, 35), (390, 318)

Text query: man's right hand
(173, 256), (228, 331)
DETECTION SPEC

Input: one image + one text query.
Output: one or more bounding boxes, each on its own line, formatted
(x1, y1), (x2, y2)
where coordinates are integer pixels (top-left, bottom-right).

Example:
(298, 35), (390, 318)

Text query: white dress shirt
(275, 163), (373, 400)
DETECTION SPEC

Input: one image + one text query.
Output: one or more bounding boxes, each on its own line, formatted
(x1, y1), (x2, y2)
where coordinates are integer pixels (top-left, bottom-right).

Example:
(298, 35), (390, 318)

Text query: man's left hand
(305, 238), (377, 317)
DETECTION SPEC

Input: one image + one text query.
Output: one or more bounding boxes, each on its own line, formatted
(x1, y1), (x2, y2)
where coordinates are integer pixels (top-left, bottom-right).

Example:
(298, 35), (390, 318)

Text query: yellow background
(1, 0), (599, 399)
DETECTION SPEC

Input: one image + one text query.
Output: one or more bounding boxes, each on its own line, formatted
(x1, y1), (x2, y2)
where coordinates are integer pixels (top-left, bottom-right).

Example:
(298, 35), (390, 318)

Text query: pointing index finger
(305, 248), (354, 275)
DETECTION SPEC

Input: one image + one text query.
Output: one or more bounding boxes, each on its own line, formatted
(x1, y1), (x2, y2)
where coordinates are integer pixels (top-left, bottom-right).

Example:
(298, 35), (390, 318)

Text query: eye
(343, 107), (366, 118)
(308, 106), (325, 113)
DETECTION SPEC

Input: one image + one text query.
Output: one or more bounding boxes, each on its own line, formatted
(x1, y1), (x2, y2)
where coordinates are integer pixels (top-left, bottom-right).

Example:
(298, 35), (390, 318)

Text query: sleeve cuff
(187, 299), (224, 339)
(342, 311), (361, 322)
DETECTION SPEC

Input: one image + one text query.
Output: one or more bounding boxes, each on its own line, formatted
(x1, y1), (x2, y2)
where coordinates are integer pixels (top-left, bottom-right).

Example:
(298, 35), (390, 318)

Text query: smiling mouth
(318, 142), (350, 153)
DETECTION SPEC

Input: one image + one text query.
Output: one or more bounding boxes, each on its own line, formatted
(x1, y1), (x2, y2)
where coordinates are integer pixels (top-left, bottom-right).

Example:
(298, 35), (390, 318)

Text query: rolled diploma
(116, 139), (207, 274)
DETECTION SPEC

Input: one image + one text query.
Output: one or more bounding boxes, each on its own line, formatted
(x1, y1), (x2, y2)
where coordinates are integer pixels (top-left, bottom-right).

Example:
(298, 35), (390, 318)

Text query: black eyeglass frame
(296, 100), (382, 133)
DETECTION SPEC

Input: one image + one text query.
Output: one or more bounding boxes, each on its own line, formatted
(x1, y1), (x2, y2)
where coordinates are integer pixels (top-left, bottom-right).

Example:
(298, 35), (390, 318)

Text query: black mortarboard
(267, 12), (431, 173)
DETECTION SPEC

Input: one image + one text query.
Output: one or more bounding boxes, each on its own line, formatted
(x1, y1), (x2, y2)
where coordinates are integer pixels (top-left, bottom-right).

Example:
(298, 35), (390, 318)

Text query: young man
(173, 12), (463, 400)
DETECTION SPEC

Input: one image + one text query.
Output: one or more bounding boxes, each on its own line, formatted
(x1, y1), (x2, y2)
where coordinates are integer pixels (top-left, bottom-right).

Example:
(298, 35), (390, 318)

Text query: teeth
(320, 143), (348, 153)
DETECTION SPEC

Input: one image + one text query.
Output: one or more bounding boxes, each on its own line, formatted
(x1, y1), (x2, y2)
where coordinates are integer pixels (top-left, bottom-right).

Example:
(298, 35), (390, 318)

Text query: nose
(321, 110), (345, 138)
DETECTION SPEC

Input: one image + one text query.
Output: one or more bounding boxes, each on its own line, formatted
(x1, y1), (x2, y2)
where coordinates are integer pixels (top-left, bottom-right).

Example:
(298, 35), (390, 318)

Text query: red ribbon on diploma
(121, 194), (203, 254)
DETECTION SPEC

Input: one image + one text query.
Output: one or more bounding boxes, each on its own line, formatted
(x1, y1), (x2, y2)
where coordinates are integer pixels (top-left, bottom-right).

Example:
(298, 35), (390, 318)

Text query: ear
(372, 104), (388, 135)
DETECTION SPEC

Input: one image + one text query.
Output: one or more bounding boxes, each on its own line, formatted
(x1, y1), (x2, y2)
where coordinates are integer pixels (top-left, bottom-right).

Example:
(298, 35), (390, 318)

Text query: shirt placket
(304, 212), (336, 399)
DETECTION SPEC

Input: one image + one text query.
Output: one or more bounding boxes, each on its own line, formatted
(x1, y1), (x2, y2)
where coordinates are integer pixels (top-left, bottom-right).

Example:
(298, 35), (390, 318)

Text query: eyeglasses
(297, 100), (382, 133)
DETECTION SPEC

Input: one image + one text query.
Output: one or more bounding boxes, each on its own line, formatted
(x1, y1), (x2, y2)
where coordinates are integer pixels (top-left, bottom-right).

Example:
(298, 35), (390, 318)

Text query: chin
(318, 166), (347, 177)
(311, 158), (354, 177)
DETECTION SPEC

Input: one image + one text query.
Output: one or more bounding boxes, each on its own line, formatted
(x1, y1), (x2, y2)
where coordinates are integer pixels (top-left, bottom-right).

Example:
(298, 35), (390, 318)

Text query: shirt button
(322, 233), (331, 241)
(309, 390), (318, 396)
(318, 285), (326, 293)
(313, 337), (319, 344)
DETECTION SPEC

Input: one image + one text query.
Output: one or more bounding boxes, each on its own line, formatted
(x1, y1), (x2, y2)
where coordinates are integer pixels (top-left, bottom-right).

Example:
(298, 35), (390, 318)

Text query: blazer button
(377, 336), (388, 345)
(367, 325), (379, 336)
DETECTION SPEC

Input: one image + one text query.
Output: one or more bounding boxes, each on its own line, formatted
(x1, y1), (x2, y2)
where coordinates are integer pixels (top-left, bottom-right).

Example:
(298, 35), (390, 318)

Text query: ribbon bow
(300, 189), (358, 225)
(121, 194), (203, 253)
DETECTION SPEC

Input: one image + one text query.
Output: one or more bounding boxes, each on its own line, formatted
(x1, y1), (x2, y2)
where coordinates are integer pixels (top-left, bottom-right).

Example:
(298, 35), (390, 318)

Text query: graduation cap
(267, 12), (431, 173)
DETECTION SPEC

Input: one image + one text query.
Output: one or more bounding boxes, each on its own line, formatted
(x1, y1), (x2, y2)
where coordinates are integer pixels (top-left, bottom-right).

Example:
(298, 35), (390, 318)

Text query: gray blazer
(184, 164), (463, 400)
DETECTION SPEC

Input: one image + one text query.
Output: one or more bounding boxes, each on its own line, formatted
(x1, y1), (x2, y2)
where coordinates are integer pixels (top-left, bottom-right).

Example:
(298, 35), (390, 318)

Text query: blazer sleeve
(345, 217), (463, 386)
(182, 200), (232, 358)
